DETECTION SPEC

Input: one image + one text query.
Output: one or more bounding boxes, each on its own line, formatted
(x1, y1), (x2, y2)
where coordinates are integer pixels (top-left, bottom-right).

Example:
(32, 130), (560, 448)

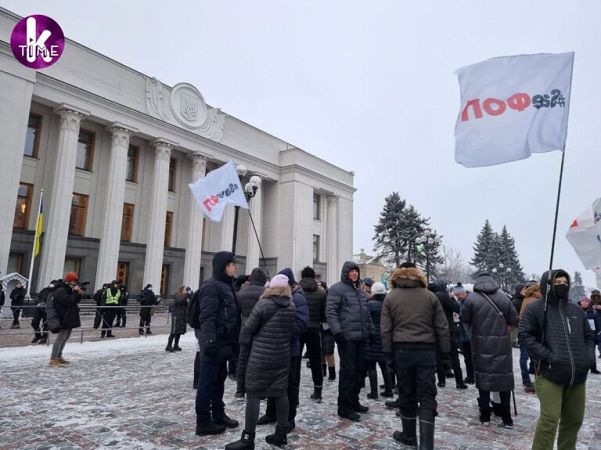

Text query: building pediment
(145, 78), (226, 142)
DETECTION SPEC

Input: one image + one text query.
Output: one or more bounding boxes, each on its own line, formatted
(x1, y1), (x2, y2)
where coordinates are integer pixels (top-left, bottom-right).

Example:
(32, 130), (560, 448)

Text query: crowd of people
(2, 252), (599, 449)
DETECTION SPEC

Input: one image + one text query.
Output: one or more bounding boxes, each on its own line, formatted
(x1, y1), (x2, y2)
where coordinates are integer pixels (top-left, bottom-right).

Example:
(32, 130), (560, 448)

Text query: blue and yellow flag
(33, 193), (43, 256)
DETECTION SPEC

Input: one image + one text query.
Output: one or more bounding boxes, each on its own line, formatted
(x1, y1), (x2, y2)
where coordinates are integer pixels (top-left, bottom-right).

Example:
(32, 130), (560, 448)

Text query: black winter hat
(400, 261), (416, 268)
(249, 268), (268, 286)
(212, 251), (236, 276)
(301, 266), (316, 279)
(363, 277), (374, 287)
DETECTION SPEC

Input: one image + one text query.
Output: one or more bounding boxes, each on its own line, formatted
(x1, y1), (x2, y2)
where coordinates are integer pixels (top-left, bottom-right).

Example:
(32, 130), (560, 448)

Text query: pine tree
(471, 220), (499, 273)
(570, 271), (586, 303)
(373, 192), (407, 267)
(497, 225), (526, 289)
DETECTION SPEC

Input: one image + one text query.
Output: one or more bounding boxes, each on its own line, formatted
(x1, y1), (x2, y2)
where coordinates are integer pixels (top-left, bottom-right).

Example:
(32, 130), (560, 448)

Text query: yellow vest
(105, 289), (121, 305)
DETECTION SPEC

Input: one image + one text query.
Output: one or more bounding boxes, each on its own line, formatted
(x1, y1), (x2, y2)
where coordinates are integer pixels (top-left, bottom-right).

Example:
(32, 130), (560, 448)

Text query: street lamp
(416, 232), (441, 283)
(232, 166), (261, 255)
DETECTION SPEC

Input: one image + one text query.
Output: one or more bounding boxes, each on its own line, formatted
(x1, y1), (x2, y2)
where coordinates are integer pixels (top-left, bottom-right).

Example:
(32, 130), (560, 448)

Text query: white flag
(455, 52), (574, 168)
(566, 198), (601, 270)
(189, 161), (248, 222)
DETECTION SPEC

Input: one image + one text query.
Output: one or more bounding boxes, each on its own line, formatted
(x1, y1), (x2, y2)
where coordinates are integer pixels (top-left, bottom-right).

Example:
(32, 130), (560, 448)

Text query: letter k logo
(26, 16), (52, 63)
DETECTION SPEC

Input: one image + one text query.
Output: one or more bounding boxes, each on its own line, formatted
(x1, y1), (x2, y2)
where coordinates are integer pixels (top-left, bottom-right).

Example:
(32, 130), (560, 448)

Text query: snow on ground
(1, 334), (601, 449)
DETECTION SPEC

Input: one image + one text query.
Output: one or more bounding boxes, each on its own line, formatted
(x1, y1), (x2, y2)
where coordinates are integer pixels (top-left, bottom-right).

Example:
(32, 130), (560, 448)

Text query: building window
(14, 183), (33, 229)
(76, 129), (95, 171)
(121, 203), (134, 241)
(168, 158), (177, 192)
(313, 235), (321, 262)
(126, 145), (139, 182)
(24, 113), (42, 158)
(161, 264), (170, 297)
(69, 193), (88, 236)
(313, 193), (321, 220)
(64, 257), (82, 275)
(8, 253), (25, 275)
(116, 262), (129, 285)
(164, 211), (173, 247)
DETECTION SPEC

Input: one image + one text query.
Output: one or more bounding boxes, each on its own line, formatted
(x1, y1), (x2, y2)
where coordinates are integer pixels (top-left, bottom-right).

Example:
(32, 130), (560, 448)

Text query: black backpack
(188, 280), (228, 330)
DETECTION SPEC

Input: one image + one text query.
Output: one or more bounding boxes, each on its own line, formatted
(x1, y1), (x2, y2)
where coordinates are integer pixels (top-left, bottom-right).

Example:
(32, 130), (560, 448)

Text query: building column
(37, 105), (89, 290)
(142, 139), (174, 291)
(326, 195), (339, 286)
(246, 176), (263, 271)
(94, 124), (136, 290)
(0, 66), (35, 278)
(219, 207), (236, 253)
(183, 153), (207, 289)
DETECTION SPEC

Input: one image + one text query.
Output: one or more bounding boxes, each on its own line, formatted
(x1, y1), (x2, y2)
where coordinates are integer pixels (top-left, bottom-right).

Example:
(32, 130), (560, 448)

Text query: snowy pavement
(2, 334), (601, 449)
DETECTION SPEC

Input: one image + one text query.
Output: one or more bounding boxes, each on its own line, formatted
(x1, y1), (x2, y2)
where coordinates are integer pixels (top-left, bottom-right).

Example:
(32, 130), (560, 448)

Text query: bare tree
(437, 246), (471, 283)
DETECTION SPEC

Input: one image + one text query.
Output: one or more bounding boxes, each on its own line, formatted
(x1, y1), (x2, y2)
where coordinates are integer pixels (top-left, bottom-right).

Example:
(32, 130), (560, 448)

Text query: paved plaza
(1, 333), (601, 449)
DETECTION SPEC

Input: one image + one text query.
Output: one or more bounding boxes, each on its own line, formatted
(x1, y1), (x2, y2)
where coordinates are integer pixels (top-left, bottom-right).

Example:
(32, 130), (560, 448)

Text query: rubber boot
(393, 416), (417, 447)
(381, 368), (394, 397)
(265, 425), (288, 447)
(367, 369), (379, 399)
(225, 430), (255, 450)
(419, 419), (435, 450)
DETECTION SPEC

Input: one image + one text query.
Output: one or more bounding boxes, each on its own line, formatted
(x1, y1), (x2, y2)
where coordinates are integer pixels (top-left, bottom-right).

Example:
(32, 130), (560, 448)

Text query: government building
(0, 8), (355, 296)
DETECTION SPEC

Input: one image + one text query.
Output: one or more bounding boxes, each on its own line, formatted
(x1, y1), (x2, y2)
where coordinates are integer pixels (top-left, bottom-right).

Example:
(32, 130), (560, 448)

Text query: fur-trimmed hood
(261, 286), (292, 301)
(390, 267), (427, 289)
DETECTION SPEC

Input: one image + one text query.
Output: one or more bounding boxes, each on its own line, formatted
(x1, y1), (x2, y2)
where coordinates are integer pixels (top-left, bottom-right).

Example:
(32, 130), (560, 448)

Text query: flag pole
(26, 189), (43, 300)
(247, 209), (270, 279)
(548, 151), (566, 270)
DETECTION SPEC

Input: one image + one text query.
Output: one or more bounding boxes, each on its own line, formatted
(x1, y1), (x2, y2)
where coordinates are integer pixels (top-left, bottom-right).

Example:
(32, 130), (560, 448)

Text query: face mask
(553, 284), (570, 299)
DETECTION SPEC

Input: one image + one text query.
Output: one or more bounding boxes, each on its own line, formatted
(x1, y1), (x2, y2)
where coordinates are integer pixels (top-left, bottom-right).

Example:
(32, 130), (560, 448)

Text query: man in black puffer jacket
(429, 281), (467, 390)
(235, 267), (267, 397)
(195, 251), (240, 436)
(519, 269), (595, 449)
(299, 266), (327, 402)
(327, 261), (372, 422)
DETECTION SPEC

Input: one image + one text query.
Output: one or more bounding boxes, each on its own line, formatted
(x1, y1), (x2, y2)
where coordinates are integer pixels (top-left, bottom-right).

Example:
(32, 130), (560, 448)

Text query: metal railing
(0, 304), (178, 346)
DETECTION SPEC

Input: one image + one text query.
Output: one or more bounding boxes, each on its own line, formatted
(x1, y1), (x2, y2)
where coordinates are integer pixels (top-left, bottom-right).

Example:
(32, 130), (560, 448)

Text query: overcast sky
(3, 0), (601, 287)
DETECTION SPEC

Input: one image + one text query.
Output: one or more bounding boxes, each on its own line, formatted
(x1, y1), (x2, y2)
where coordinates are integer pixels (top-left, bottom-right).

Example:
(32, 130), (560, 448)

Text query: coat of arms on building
(145, 79), (225, 141)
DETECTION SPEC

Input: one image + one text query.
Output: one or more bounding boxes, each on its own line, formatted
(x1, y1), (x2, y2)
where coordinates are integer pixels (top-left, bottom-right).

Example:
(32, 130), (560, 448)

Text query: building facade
(0, 8), (354, 296)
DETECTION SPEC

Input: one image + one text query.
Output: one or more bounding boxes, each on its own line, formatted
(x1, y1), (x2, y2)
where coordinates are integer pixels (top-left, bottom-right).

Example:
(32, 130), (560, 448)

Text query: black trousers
(139, 315), (151, 332)
(236, 343), (250, 394)
(395, 346), (437, 422)
(195, 359), (227, 425)
(114, 308), (126, 326)
(460, 340), (475, 380)
(300, 330), (324, 387)
(267, 356), (301, 421)
(337, 340), (366, 412)
(436, 336), (463, 385)
(101, 309), (116, 335)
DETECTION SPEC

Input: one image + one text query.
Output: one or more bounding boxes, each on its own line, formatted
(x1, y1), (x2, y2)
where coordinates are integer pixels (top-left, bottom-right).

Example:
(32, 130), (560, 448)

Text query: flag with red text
(455, 52), (574, 168)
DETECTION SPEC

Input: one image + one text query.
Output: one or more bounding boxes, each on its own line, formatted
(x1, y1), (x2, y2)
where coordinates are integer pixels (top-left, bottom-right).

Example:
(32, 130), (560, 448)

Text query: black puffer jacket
(242, 287), (296, 398)
(299, 277), (327, 331)
(519, 269), (596, 386)
(430, 282), (460, 339)
(10, 286), (25, 307)
(196, 251), (239, 362)
(460, 274), (519, 392)
(366, 293), (386, 361)
(327, 261), (371, 341)
(237, 268), (267, 325)
(170, 292), (188, 335)
(51, 282), (83, 330)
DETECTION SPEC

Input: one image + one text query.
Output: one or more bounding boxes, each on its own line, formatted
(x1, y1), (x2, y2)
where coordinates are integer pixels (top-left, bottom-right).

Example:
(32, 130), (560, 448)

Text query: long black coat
(170, 292), (188, 335)
(10, 286), (25, 308)
(460, 275), (519, 392)
(242, 289), (296, 398)
(366, 294), (386, 361)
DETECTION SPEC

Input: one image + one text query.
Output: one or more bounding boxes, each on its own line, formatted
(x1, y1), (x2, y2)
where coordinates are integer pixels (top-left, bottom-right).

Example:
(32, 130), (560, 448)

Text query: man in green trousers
(519, 269), (596, 450)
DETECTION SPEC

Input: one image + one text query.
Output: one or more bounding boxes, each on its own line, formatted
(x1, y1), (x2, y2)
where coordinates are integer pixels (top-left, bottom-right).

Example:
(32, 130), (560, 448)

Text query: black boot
(257, 414), (277, 425)
(381, 368), (394, 397)
(166, 334), (174, 352)
(196, 422), (226, 436)
(310, 386), (322, 402)
(265, 425), (288, 447)
(477, 397), (491, 424)
(367, 369), (378, 399)
(225, 430), (255, 450)
(328, 366), (336, 381)
(419, 419), (435, 450)
(393, 416), (417, 447)
(385, 397), (401, 409)
(214, 413), (239, 429)
(352, 401), (369, 413)
(454, 365), (467, 389)
(322, 363), (327, 377)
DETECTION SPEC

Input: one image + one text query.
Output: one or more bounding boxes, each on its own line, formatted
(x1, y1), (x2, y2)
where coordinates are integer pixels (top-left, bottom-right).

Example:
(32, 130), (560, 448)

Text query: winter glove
(204, 342), (217, 358)
(334, 333), (345, 346)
